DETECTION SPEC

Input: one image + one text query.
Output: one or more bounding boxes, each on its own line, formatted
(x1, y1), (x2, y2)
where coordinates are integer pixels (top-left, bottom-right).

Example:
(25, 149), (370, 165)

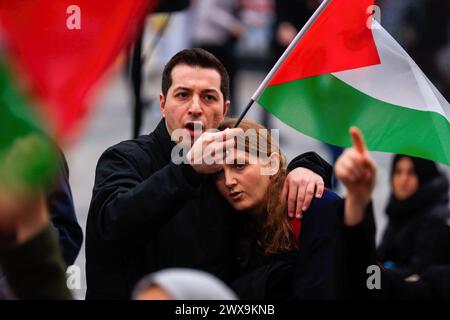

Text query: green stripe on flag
(258, 74), (450, 165)
(0, 60), (57, 191)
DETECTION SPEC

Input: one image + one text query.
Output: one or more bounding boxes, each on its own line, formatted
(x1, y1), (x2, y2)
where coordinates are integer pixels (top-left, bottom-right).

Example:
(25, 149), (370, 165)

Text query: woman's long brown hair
(218, 118), (297, 255)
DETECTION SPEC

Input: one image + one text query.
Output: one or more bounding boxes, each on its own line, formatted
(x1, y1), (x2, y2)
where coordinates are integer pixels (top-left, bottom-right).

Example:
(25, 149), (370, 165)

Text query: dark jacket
(377, 172), (450, 278)
(85, 119), (331, 299)
(47, 148), (83, 266)
(231, 190), (343, 299)
(344, 204), (450, 300)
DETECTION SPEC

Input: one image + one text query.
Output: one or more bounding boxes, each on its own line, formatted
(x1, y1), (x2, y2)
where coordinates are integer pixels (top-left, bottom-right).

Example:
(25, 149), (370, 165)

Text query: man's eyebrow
(201, 88), (220, 95)
(173, 86), (192, 92)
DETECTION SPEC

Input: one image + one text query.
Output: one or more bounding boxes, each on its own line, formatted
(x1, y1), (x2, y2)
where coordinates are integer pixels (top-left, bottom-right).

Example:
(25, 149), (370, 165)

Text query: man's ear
(223, 100), (231, 116)
(160, 93), (166, 118)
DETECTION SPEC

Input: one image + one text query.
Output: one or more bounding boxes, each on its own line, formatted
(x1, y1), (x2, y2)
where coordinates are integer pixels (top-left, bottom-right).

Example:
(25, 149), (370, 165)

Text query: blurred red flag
(0, 1), (157, 141)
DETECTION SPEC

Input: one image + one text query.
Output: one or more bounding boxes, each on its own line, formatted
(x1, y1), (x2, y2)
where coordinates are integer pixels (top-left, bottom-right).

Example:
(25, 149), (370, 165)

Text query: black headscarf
(390, 155), (439, 186)
(386, 155), (448, 222)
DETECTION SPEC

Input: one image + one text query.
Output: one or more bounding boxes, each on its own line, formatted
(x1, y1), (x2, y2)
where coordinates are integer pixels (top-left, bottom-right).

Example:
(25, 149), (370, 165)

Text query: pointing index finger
(350, 126), (367, 156)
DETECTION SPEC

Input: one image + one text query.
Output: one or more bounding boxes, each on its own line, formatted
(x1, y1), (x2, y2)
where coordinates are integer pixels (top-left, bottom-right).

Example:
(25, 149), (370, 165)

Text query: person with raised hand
(336, 128), (450, 299)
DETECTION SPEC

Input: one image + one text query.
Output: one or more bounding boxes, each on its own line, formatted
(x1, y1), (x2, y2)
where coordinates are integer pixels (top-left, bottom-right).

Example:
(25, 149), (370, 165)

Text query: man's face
(160, 64), (230, 142)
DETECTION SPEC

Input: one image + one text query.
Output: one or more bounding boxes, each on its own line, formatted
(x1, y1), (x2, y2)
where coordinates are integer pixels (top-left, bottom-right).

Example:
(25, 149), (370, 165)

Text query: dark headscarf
(386, 155), (448, 222)
(390, 155), (439, 186)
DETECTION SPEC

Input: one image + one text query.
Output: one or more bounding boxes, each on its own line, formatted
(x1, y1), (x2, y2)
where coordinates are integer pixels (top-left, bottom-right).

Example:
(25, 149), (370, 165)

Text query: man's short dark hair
(161, 48), (230, 101)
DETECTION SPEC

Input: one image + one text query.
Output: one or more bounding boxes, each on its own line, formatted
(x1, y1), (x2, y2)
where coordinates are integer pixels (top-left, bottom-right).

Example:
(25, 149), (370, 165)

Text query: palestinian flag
(257, 0), (450, 165)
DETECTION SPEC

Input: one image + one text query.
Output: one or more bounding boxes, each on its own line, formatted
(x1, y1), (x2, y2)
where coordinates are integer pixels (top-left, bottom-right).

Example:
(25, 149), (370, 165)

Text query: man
(86, 48), (331, 299)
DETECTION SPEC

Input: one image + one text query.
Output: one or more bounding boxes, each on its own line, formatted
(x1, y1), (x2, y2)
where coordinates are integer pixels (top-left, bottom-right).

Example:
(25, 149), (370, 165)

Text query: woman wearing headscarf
(377, 155), (450, 279)
(336, 129), (450, 300)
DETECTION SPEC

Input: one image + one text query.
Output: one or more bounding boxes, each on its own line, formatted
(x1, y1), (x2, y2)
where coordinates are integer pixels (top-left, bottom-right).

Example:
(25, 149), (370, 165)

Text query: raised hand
(335, 127), (377, 226)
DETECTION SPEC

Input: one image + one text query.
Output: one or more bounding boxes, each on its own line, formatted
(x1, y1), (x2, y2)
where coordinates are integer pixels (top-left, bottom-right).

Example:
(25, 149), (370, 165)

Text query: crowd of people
(1, 46), (449, 300)
(0, 0), (449, 301)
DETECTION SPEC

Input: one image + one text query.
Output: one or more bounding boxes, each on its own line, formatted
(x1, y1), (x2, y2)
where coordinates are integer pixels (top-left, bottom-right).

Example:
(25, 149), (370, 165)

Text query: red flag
(0, 1), (157, 141)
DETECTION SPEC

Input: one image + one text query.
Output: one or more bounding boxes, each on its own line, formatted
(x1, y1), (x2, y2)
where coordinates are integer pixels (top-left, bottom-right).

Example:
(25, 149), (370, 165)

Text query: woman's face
(392, 157), (419, 200)
(214, 150), (276, 214)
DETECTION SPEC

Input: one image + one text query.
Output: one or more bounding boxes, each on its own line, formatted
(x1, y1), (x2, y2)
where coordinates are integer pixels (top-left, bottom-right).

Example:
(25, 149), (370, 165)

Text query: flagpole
(233, 0), (332, 128)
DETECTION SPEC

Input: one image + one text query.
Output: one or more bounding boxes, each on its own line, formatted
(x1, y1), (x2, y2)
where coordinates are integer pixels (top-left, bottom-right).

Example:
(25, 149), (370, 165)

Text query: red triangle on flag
(269, 0), (381, 86)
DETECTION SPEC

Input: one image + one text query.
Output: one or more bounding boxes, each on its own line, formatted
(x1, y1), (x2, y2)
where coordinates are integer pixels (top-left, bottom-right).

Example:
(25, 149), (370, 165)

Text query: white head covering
(132, 268), (238, 300)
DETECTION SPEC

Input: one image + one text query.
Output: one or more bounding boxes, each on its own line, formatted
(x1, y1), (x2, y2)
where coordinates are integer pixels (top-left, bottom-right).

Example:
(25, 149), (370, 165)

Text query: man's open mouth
(184, 122), (203, 134)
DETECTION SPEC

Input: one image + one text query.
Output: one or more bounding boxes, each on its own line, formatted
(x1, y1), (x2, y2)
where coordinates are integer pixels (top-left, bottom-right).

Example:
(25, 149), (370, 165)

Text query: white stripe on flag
(332, 20), (450, 120)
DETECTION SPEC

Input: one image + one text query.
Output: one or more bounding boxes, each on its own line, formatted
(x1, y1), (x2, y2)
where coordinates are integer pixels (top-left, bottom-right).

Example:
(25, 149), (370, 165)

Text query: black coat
(344, 204), (450, 300)
(85, 120), (331, 299)
(377, 173), (450, 278)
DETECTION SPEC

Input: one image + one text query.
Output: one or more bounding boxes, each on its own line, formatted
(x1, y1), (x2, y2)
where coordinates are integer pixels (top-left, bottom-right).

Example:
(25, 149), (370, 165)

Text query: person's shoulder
(302, 189), (342, 234)
(305, 189), (343, 220)
(99, 133), (159, 164)
(106, 134), (153, 155)
(424, 204), (450, 234)
(320, 189), (342, 203)
(306, 189), (342, 214)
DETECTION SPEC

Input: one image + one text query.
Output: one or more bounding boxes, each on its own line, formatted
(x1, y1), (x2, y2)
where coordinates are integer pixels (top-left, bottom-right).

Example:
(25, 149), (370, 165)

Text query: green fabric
(0, 59), (57, 190)
(258, 74), (450, 165)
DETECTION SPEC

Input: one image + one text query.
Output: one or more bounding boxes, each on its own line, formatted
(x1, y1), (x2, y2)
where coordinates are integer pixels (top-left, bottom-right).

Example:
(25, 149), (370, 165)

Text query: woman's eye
(235, 163), (246, 170)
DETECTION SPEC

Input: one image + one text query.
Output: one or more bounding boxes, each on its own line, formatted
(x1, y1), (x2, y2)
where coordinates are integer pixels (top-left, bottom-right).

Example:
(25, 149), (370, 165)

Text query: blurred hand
(0, 134), (53, 243)
(335, 127), (377, 226)
(0, 191), (48, 244)
(187, 128), (243, 175)
(282, 168), (324, 219)
(0, 133), (56, 193)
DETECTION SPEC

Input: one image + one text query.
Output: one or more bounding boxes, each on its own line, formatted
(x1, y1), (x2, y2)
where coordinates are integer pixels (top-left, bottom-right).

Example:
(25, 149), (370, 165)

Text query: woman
(377, 155), (450, 278)
(335, 128), (450, 300)
(214, 119), (343, 299)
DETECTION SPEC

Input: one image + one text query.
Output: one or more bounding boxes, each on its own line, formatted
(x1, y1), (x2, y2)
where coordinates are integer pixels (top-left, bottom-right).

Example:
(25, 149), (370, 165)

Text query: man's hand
(186, 128), (243, 175)
(335, 127), (377, 226)
(282, 167), (324, 219)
